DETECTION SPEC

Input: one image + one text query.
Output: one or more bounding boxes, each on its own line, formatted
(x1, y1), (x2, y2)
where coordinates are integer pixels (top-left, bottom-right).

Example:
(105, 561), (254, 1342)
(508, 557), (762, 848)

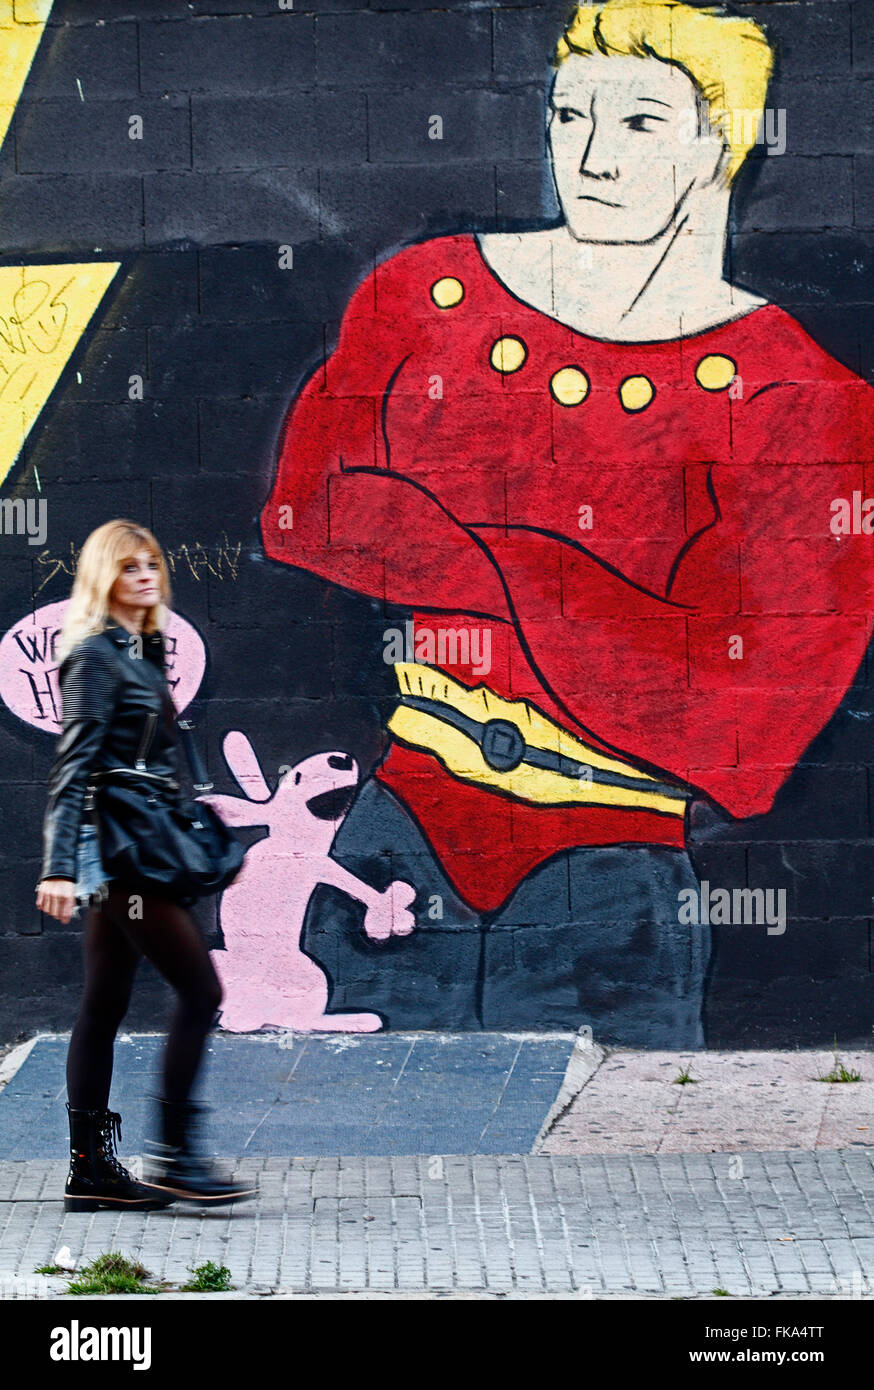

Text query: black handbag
(84, 709), (245, 904)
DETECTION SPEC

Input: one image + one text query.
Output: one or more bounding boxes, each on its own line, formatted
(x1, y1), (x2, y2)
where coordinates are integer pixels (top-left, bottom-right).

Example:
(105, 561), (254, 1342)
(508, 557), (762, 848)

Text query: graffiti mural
(259, 0), (874, 1042)
(1, 602), (411, 1034)
(3, 0), (874, 1046)
(0, 601), (205, 731)
(204, 733), (414, 1032)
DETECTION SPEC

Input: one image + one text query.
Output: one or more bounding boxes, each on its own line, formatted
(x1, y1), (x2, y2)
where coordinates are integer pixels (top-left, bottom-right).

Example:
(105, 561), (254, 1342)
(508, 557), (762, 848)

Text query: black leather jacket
(39, 624), (181, 883)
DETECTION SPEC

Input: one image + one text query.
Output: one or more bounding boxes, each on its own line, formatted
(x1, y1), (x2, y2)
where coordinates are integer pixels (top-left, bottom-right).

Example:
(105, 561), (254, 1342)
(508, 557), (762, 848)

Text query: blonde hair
(552, 0), (774, 183)
(56, 519), (172, 664)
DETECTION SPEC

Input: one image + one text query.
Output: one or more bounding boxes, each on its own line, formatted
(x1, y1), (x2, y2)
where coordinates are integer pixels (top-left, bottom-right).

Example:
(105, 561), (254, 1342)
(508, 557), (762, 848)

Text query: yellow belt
(387, 662), (688, 816)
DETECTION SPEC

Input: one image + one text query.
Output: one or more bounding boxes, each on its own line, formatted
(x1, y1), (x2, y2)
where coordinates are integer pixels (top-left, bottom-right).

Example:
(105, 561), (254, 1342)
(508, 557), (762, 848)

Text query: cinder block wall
(1, 0), (872, 1046)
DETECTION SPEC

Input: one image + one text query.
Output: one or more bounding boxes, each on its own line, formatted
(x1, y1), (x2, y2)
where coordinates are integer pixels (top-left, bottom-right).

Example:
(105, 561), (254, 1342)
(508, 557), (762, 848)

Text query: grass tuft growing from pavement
(181, 1261), (233, 1292)
(67, 1251), (162, 1296)
(36, 1251), (231, 1295)
(817, 1060), (861, 1083)
(673, 1063), (697, 1085)
(817, 1038), (862, 1084)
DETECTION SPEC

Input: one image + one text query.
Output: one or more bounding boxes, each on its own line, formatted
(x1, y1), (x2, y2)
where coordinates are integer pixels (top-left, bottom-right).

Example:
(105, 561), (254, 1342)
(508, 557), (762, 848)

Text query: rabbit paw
(362, 880), (416, 941)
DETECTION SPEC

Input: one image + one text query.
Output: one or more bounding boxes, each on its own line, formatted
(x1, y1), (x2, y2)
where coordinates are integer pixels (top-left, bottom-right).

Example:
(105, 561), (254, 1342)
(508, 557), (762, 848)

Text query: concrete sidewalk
(538, 1047), (874, 1154)
(1, 1034), (872, 1298)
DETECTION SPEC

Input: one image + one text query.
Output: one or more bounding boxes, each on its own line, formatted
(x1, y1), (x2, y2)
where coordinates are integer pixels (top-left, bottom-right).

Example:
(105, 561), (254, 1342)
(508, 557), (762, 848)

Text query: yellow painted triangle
(0, 6), (127, 494)
(0, 1), (55, 155)
(0, 262), (121, 487)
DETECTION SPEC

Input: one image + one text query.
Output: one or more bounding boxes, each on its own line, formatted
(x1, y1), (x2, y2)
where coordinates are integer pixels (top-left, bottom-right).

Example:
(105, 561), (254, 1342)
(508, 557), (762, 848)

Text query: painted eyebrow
(550, 95), (672, 111)
(549, 98), (589, 113)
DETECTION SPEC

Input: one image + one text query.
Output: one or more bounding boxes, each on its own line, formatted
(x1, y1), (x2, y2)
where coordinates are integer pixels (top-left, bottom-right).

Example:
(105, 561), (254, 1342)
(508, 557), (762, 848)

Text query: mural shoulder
(374, 232), (474, 276)
(335, 234), (474, 335)
(730, 308), (874, 465)
(371, 232), (478, 302)
(752, 304), (870, 389)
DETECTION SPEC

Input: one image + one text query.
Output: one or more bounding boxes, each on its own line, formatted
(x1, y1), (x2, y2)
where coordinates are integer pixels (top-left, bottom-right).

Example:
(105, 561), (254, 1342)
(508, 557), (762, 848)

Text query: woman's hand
(36, 878), (78, 925)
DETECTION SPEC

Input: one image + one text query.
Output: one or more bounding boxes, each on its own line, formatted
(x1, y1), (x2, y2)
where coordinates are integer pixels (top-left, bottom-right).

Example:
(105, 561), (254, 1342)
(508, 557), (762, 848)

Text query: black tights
(66, 887), (223, 1111)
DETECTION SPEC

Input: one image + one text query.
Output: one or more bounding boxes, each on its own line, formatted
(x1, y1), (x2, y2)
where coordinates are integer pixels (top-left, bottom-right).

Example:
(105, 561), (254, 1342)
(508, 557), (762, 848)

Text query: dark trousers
(302, 776), (710, 1046)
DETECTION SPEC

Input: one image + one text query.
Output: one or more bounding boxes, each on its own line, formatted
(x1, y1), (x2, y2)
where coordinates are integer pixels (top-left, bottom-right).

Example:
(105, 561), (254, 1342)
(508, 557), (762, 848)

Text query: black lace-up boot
(64, 1104), (174, 1212)
(142, 1097), (258, 1205)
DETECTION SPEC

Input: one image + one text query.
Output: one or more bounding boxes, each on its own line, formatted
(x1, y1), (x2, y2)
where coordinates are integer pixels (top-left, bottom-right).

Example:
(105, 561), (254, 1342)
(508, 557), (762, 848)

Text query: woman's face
(548, 52), (726, 244)
(111, 547), (163, 611)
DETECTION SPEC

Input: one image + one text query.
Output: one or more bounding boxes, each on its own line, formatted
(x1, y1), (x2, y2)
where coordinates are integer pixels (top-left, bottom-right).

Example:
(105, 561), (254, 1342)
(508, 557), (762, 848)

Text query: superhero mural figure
(261, 0), (874, 1044)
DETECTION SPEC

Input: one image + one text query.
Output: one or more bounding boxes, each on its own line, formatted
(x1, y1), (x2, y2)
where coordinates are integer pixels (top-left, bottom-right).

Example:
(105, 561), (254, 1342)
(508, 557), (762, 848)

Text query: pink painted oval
(0, 600), (206, 733)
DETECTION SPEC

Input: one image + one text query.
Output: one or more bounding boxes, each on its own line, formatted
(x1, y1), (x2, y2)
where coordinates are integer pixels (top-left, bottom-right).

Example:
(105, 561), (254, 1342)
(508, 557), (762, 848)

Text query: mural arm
(260, 266), (512, 621)
(470, 382), (874, 819)
(318, 859), (416, 940)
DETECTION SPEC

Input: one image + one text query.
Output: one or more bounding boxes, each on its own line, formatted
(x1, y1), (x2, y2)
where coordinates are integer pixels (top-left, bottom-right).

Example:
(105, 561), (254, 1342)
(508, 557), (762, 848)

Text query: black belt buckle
(480, 718), (526, 772)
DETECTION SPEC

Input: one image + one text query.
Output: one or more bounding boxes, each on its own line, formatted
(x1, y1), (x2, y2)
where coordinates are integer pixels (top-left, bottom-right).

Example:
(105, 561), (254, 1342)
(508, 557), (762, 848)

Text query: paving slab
(0, 1032), (576, 1159)
(538, 1048), (874, 1154)
(1, 1151), (873, 1299)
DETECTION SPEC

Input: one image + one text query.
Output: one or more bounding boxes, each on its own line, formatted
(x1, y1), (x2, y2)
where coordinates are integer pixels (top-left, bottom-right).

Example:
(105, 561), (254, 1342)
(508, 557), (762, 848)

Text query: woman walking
(36, 519), (255, 1211)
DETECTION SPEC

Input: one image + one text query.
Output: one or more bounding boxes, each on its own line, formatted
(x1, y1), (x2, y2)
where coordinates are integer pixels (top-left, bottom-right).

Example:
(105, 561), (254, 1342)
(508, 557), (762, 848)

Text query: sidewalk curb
(533, 1037), (606, 1150)
(0, 1037), (39, 1094)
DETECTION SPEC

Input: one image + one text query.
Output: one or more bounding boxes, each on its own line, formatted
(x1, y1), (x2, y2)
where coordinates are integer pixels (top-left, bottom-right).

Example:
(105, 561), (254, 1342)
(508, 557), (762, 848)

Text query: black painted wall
(1, 0), (873, 1046)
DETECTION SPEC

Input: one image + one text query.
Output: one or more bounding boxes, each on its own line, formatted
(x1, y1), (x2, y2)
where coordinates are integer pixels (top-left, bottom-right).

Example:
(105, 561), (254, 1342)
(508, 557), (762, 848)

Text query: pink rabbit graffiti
(202, 731), (416, 1032)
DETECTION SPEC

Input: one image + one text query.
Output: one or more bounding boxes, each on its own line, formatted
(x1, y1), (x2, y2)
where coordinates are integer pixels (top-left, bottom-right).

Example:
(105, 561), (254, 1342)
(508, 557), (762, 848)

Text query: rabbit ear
(222, 729), (272, 802)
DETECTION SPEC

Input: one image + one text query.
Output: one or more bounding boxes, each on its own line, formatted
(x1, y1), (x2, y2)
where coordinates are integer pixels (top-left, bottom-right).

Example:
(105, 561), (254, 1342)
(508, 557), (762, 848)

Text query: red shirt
(261, 233), (874, 911)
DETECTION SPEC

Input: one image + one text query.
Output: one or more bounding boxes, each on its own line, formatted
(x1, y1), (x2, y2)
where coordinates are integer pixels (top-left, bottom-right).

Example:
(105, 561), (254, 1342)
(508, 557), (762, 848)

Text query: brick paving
(1, 1150), (873, 1298)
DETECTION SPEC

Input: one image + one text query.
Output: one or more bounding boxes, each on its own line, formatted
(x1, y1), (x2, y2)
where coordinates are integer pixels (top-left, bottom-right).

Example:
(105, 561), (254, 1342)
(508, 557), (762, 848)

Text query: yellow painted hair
(553, 0), (774, 182)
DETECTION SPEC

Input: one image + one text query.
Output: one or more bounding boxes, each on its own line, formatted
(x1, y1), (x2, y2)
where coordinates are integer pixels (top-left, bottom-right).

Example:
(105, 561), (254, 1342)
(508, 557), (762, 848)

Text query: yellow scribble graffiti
(0, 265), (121, 487)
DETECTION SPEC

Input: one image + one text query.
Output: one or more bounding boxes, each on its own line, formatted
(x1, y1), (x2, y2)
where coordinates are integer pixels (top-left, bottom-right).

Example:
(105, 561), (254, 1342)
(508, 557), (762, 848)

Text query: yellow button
(549, 366), (590, 406)
(695, 354), (737, 391)
(431, 276), (464, 308)
(619, 375), (655, 412)
(490, 336), (527, 373)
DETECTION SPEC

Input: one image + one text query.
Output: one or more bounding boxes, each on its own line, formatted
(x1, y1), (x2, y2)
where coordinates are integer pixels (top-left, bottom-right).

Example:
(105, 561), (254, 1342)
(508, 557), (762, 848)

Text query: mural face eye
(294, 770), (302, 785)
(623, 112), (666, 133)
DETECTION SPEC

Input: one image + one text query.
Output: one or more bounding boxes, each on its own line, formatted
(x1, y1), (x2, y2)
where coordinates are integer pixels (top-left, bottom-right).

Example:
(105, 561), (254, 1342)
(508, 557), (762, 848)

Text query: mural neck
(555, 186), (746, 339)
